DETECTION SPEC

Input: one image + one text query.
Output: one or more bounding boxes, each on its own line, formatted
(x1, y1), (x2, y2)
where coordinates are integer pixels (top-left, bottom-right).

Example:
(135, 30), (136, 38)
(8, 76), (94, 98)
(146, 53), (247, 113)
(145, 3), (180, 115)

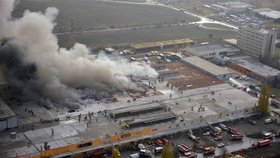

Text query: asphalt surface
(117, 116), (280, 158)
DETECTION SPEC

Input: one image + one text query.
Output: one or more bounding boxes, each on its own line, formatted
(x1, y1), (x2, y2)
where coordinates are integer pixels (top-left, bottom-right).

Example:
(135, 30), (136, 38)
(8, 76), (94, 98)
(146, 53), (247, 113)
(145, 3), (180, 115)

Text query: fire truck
(252, 139), (272, 148)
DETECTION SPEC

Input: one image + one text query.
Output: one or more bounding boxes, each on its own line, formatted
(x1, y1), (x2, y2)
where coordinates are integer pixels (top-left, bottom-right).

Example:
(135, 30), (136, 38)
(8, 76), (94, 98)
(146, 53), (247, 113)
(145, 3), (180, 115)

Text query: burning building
(0, 0), (158, 108)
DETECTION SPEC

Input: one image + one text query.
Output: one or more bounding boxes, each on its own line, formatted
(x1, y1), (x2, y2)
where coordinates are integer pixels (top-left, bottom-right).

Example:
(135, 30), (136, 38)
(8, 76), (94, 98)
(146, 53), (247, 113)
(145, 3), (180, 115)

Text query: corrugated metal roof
(181, 56), (232, 76)
(0, 99), (16, 120)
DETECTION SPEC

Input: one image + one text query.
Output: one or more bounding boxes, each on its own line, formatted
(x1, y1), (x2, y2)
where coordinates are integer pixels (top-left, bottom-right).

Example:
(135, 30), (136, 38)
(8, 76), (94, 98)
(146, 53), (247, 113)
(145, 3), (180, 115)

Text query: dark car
(275, 131), (280, 137)
(248, 119), (256, 125)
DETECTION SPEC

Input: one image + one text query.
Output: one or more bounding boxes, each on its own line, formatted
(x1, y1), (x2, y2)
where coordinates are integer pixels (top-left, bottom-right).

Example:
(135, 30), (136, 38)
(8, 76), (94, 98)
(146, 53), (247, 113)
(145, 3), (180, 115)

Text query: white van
(154, 146), (163, 154)
(219, 123), (228, 131)
(129, 153), (139, 158)
(264, 118), (272, 124)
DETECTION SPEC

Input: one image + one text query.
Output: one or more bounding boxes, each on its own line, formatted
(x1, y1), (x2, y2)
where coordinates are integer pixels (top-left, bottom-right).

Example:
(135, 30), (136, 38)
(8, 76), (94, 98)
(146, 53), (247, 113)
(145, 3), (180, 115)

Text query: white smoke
(0, 0), (158, 103)
(0, 0), (15, 37)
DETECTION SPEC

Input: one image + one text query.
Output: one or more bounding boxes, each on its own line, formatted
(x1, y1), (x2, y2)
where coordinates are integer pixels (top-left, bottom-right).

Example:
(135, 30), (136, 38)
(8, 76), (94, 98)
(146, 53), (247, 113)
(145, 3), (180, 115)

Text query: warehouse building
(252, 8), (280, 21)
(227, 57), (280, 83)
(215, 2), (253, 12)
(0, 99), (17, 131)
(185, 44), (240, 59)
(237, 25), (277, 59)
(181, 56), (233, 80)
(130, 39), (194, 51)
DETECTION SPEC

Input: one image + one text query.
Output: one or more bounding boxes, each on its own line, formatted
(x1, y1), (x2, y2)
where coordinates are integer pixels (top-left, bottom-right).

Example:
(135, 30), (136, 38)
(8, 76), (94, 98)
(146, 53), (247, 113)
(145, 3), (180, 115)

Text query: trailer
(230, 134), (243, 140)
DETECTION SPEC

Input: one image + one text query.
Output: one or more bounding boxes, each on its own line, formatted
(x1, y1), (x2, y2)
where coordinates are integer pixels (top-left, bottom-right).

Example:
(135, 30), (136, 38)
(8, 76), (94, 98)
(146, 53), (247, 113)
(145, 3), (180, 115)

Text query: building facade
(181, 56), (233, 80)
(0, 99), (17, 132)
(237, 25), (277, 59)
(185, 44), (240, 59)
(227, 57), (280, 83)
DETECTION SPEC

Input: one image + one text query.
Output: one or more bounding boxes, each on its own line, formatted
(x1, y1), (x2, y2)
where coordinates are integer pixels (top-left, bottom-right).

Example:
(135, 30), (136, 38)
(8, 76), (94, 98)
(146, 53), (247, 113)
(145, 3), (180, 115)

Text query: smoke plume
(0, 0), (158, 106)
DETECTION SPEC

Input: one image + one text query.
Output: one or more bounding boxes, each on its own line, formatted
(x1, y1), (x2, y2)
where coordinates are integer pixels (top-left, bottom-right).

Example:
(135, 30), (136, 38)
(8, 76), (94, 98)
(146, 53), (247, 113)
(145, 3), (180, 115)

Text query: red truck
(228, 127), (238, 134)
(156, 139), (163, 146)
(271, 99), (280, 108)
(252, 139), (272, 148)
(178, 144), (192, 153)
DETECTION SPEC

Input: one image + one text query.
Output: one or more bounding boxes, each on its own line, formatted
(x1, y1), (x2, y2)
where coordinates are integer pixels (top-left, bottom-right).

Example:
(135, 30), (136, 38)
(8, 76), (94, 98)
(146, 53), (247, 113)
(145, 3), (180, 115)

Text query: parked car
(275, 130), (280, 137)
(217, 143), (225, 148)
(203, 131), (210, 136)
(219, 123), (228, 131)
(154, 147), (163, 154)
(214, 136), (224, 141)
(248, 119), (256, 125)
(264, 118), (272, 124)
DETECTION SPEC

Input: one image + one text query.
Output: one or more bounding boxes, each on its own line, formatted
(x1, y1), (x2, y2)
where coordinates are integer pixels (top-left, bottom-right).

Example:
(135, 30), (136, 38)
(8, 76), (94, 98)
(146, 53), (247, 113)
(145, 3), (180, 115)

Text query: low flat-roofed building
(130, 39), (194, 51)
(253, 8), (280, 20)
(104, 47), (116, 54)
(0, 99), (17, 131)
(224, 39), (237, 45)
(259, 11), (280, 20)
(227, 56), (280, 82)
(218, 2), (252, 12)
(185, 44), (240, 59)
(181, 56), (233, 80)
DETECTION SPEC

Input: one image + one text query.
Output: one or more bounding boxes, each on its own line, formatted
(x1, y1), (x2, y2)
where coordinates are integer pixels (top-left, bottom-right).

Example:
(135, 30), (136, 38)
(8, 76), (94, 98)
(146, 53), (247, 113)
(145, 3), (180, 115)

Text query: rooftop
(0, 99), (16, 120)
(219, 2), (252, 9)
(181, 56), (232, 76)
(152, 62), (223, 90)
(224, 39), (237, 45)
(130, 39), (194, 50)
(186, 44), (239, 56)
(0, 83), (258, 157)
(230, 57), (280, 77)
(259, 10), (280, 20)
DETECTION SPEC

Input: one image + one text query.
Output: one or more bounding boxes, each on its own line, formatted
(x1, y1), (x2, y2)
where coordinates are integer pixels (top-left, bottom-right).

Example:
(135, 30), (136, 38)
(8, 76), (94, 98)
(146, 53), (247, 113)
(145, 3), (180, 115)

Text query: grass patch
(259, 0), (280, 10)
(274, 47), (280, 58)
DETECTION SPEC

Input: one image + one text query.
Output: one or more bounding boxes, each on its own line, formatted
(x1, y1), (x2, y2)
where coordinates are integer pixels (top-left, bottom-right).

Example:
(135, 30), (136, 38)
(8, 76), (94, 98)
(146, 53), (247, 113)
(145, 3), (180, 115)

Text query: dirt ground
(231, 143), (280, 158)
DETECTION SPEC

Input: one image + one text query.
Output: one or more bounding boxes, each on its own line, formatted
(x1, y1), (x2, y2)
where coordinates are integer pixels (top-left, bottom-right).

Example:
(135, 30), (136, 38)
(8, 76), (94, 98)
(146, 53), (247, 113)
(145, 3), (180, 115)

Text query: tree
(258, 82), (270, 114)
(173, 146), (180, 158)
(160, 144), (175, 158)
(112, 147), (121, 158)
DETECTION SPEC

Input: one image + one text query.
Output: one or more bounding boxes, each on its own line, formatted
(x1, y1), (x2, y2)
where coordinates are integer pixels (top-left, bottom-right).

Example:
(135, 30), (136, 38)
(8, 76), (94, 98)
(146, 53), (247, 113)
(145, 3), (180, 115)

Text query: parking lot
(111, 115), (280, 158)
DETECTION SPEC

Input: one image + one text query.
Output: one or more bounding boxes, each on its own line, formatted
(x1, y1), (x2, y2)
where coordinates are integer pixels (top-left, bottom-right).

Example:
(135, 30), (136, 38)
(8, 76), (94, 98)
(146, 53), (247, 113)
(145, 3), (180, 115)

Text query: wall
(0, 120), (6, 131)
(0, 116), (17, 131)
(227, 63), (268, 83)
(7, 116), (17, 128)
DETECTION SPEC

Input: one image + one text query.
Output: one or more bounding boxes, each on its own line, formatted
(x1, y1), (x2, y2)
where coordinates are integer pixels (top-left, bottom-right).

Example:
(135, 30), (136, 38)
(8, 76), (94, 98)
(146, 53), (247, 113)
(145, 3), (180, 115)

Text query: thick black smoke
(0, 39), (39, 99)
(0, 0), (158, 108)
